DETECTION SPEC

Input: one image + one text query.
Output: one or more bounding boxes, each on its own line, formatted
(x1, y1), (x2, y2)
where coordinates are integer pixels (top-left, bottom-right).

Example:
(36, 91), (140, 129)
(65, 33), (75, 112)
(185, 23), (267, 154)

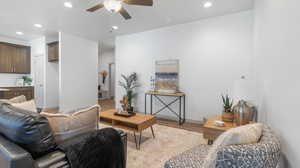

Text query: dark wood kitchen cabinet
(48, 41), (59, 62)
(0, 87), (34, 100)
(0, 42), (31, 74)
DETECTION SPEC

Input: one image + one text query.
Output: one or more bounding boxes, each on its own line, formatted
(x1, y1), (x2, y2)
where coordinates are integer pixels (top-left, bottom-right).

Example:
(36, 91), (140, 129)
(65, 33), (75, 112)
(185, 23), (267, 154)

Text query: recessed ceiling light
(112, 26), (119, 30)
(16, 31), (24, 35)
(34, 24), (43, 28)
(64, 2), (73, 8)
(203, 1), (213, 8)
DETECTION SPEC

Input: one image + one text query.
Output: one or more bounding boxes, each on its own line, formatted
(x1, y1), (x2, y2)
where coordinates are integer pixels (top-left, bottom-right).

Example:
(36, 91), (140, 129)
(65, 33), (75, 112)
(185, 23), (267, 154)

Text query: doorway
(33, 55), (44, 108)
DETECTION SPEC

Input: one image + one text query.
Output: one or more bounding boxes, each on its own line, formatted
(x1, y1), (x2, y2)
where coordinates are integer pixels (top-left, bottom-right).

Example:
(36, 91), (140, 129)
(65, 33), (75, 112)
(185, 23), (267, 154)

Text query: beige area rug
(100, 123), (206, 168)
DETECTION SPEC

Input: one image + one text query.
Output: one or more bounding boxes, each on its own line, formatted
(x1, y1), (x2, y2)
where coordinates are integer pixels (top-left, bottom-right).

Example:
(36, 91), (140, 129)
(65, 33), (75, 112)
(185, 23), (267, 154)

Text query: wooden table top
(203, 117), (236, 131)
(100, 109), (156, 125)
(145, 91), (185, 97)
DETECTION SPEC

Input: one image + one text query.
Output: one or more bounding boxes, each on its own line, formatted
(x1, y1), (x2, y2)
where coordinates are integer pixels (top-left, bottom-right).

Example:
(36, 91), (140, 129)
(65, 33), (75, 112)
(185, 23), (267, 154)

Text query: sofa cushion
(40, 105), (100, 144)
(11, 100), (37, 113)
(9, 95), (27, 103)
(0, 104), (56, 158)
(203, 123), (263, 167)
(164, 144), (210, 168)
(216, 125), (281, 168)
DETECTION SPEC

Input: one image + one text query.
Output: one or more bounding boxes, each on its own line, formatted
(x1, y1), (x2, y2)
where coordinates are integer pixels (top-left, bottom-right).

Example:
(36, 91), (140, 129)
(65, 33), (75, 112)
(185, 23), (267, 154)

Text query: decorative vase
(222, 111), (234, 122)
(127, 106), (134, 114)
(233, 100), (254, 126)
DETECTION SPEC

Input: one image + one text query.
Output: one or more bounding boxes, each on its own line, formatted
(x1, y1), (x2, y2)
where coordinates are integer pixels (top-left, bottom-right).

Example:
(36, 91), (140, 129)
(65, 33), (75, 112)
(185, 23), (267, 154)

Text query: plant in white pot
(221, 94), (234, 122)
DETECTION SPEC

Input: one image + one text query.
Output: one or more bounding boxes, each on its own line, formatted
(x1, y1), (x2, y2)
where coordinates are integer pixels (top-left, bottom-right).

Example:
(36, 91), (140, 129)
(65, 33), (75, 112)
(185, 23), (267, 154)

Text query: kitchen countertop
(0, 86), (34, 88)
(0, 88), (10, 91)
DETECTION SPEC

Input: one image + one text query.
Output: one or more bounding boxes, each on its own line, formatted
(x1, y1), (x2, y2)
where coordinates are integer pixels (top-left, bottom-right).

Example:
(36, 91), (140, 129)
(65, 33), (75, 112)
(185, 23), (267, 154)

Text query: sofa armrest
(216, 142), (281, 168)
(0, 135), (34, 168)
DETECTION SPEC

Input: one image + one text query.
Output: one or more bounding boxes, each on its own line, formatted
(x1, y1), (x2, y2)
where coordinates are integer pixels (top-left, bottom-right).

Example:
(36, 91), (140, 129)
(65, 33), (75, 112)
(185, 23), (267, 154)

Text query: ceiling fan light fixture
(64, 2), (73, 8)
(203, 1), (213, 8)
(112, 26), (119, 30)
(16, 31), (24, 35)
(104, 0), (122, 13)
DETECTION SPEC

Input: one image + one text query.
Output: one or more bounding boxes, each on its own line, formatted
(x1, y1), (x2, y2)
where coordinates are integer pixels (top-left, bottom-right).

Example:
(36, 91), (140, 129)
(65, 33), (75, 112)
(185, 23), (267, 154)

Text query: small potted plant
(22, 76), (32, 86)
(221, 94), (234, 122)
(119, 73), (139, 113)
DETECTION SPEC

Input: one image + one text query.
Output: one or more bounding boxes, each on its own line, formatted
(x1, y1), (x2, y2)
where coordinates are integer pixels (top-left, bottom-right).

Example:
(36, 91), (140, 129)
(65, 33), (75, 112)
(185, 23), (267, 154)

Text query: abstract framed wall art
(155, 59), (179, 93)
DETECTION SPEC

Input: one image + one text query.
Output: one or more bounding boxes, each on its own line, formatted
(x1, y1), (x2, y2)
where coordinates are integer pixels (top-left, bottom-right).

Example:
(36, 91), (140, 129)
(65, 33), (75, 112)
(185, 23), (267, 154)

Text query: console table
(145, 91), (186, 125)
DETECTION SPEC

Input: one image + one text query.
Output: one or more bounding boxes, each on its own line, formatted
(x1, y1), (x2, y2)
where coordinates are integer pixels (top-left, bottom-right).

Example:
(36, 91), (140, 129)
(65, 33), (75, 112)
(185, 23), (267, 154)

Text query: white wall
(44, 35), (59, 108)
(0, 36), (30, 87)
(59, 32), (98, 112)
(115, 11), (254, 122)
(254, 0), (300, 167)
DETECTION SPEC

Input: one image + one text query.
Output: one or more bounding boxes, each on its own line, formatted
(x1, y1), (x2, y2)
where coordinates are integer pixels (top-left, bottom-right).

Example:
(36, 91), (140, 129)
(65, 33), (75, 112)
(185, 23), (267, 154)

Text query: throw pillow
(9, 95), (27, 103)
(11, 100), (37, 113)
(40, 105), (100, 144)
(203, 123), (263, 168)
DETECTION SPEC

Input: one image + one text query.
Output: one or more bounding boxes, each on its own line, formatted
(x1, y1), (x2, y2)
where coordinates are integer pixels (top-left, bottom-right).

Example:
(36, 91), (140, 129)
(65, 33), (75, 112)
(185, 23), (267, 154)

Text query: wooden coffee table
(100, 109), (157, 149)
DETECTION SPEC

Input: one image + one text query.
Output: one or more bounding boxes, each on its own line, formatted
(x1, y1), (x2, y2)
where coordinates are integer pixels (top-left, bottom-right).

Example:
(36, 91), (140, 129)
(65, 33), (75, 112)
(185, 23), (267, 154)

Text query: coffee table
(100, 109), (157, 149)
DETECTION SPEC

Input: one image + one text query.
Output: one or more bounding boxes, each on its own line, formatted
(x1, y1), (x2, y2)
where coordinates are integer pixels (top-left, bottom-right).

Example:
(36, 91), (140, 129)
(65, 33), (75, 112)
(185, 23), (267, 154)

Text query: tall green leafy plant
(119, 73), (139, 106)
(222, 94), (233, 112)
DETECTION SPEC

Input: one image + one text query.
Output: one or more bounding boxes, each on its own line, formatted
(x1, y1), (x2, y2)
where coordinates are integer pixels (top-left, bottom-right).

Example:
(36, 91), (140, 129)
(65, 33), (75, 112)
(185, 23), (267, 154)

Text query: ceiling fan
(86, 0), (153, 20)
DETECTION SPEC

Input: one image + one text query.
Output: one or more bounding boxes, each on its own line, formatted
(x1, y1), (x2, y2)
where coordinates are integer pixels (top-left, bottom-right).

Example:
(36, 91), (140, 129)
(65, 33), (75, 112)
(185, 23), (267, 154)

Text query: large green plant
(222, 94), (233, 112)
(119, 73), (139, 106)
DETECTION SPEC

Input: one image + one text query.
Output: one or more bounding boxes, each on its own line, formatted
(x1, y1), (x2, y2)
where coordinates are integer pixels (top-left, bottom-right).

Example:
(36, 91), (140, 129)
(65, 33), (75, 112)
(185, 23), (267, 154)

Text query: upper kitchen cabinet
(48, 41), (59, 62)
(0, 42), (31, 74)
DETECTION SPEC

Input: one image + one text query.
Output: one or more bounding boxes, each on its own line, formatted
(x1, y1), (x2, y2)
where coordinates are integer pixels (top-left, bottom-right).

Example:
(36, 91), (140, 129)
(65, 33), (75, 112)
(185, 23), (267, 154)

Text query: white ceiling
(0, 0), (253, 41)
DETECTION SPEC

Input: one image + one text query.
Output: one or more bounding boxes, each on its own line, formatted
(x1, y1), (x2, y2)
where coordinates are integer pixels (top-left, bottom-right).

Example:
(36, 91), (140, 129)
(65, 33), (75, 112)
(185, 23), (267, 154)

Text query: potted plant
(100, 71), (108, 84)
(221, 94), (234, 122)
(22, 76), (32, 86)
(119, 73), (139, 113)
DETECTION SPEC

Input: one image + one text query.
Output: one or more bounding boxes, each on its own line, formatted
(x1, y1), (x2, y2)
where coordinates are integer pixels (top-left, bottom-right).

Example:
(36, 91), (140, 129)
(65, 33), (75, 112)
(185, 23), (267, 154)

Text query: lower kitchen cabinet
(0, 87), (34, 100)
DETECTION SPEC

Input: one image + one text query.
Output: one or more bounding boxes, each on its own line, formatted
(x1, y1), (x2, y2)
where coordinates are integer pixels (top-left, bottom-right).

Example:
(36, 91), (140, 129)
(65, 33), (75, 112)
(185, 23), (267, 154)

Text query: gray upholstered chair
(165, 125), (281, 168)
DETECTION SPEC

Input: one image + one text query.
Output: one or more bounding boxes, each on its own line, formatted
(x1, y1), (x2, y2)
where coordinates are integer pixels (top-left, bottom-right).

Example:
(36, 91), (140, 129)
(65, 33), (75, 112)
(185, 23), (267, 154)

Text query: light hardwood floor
(98, 99), (204, 133)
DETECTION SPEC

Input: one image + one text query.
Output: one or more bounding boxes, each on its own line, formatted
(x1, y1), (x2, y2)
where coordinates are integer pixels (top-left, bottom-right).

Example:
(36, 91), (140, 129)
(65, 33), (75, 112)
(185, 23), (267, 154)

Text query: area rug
(100, 123), (206, 168)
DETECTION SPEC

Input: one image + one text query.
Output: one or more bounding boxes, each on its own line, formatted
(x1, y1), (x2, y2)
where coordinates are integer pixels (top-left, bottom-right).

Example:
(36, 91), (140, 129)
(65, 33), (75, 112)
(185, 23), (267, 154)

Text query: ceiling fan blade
(123, 0), (153, 6)
(119, 7), (132, 20)
(86, 3), (104, 12)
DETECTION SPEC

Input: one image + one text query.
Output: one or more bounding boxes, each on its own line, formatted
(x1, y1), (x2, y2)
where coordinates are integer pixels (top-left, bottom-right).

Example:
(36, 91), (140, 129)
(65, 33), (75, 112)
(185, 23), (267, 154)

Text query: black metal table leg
(144, 94), (147, 114)
(150, 94), (153, 115)
(208, 140), (214, 145)
(134, 132), (138, 149)
(179, 96), (182, 125)
(183, 95), (186, 123)
(138, 132), (142, 150)
(150, 126), (155, 138)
